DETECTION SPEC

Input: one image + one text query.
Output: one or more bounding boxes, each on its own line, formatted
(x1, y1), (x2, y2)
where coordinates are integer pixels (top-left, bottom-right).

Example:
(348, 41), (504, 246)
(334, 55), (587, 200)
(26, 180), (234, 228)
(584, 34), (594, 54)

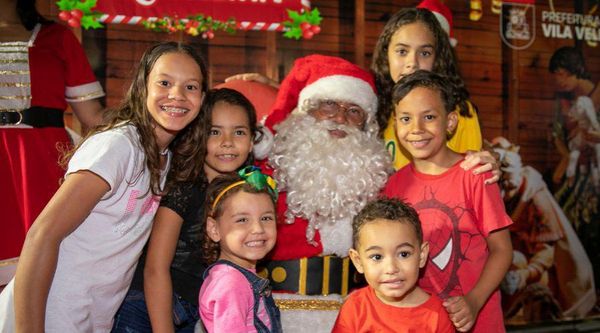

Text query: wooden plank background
(40, 0), (599, 181)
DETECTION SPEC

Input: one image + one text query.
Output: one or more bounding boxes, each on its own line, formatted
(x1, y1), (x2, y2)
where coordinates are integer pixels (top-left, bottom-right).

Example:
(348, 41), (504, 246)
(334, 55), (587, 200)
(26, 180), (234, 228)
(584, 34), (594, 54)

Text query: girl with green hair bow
(199, 166), (282, 333)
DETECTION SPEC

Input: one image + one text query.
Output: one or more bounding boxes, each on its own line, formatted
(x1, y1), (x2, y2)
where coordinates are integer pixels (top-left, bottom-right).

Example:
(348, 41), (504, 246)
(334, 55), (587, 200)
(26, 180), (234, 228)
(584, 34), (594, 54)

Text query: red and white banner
(94, 0), (311, 31)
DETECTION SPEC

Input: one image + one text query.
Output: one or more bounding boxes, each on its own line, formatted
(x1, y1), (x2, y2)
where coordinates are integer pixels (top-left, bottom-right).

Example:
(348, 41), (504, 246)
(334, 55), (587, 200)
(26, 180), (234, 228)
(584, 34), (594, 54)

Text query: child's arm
(443, 228), (512, 332)
(224, 73), (280, 88)
(144, 207), (185, 333)
(70, 99), (104, 133)
(14, 171), (109, 332)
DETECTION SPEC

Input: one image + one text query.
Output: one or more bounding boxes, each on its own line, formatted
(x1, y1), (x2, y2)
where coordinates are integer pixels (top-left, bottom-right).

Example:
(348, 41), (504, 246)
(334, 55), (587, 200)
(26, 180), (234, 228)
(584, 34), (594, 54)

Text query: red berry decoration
(70, 9), (83, 20)
(58, 11), (71, 21)
(300, 22), (311, 31)
(185, 21), (198, 29)
(206, 31), (215, 39)
(67, 18), (81, 28)
(310, 25), (321, 34)
(302, 29), (314, 40)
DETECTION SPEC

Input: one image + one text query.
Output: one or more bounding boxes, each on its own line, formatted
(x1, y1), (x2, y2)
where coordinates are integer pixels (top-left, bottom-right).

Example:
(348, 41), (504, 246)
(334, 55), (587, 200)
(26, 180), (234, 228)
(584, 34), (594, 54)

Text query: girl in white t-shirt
(113, 88), (261, 332)
(0, 41), (207, 332)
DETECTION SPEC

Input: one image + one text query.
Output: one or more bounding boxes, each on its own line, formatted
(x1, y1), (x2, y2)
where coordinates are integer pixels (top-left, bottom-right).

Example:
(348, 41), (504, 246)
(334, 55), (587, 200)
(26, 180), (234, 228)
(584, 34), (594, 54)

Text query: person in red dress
(0, 0), (104, 265)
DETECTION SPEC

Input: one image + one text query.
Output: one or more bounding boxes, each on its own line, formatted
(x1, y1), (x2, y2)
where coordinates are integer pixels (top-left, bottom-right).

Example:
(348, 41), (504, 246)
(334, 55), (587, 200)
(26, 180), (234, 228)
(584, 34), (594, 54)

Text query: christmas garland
(142, 15), (236, 39)
(56, 0), (322, 40)
(56, 0), (103, 29)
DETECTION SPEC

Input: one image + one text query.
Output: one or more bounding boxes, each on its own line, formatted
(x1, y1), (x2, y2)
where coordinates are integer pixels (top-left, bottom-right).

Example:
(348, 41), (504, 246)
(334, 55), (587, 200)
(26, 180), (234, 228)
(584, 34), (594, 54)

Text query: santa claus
(253, 55), (392, 332)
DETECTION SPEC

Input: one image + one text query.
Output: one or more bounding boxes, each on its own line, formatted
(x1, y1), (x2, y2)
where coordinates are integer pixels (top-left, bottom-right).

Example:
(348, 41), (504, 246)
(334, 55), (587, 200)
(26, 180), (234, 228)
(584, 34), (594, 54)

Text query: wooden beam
(500, 6), (520, 143)
(508, 49), (520, 142)
(354, 0), (365, 67)
(266, 31), (278, 82)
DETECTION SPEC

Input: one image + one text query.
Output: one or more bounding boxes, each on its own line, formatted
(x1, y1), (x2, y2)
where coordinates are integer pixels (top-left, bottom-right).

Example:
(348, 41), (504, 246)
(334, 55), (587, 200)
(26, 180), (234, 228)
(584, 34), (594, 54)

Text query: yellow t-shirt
(383, 100), (483, 170)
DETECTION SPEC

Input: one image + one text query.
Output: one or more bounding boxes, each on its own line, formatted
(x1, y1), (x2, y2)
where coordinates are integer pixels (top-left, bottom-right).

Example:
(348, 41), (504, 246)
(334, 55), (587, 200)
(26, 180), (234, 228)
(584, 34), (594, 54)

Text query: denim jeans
(112, 289), (199, 333)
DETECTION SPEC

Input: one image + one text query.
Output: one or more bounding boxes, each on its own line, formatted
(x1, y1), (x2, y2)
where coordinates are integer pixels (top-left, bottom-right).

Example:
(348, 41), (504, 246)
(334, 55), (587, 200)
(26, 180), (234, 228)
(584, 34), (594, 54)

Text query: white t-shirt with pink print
(0, 123), (169, 333)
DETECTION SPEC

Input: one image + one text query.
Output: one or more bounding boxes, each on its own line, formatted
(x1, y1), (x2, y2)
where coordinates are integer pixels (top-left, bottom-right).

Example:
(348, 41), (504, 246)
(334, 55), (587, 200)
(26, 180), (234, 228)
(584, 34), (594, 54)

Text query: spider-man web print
(413, 186), (486, 299)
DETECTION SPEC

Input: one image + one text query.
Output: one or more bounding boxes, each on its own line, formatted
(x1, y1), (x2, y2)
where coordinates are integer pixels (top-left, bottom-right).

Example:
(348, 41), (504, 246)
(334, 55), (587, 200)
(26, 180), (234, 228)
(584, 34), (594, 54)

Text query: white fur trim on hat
(431, 12), (457, 47)
(294, 75), (378, 116)
(253, 125), (275, 160)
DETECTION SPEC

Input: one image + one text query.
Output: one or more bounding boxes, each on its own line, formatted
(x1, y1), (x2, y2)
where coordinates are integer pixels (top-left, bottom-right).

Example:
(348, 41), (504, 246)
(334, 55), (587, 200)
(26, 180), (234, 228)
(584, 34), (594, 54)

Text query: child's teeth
(162, 106), (187, 113)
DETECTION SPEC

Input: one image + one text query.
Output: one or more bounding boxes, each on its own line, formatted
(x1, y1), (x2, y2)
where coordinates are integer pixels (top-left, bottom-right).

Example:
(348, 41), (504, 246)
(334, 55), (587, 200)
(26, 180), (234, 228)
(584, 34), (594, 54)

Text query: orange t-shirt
(332, 286), (454, 333)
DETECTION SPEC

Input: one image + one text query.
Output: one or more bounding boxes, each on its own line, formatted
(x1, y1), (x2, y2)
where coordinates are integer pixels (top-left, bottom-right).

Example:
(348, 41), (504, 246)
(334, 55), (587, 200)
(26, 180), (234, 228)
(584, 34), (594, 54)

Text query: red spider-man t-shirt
(383, 161), (512, 333)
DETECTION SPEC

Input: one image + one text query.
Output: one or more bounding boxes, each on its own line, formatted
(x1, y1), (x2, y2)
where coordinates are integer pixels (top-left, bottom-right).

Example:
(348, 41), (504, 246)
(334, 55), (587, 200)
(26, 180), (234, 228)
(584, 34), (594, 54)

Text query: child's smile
(406, 138), (432, 149)
(146, 52), (203, 148)
(394, 86), (458, 174)
(204, 101), (253, 181)
(350, 218), (429, 307)
(208, 191), (276, 269)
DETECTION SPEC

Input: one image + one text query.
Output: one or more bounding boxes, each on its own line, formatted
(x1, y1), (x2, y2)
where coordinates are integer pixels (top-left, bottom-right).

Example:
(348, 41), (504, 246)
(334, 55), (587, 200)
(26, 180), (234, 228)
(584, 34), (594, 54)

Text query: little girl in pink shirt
(199, 167), (281, 333)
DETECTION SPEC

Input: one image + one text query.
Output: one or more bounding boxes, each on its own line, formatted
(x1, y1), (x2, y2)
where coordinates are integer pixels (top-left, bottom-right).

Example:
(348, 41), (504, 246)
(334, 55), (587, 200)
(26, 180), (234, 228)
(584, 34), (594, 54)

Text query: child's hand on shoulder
(442, 293), (481, 332)
(460, 150), (501, 184)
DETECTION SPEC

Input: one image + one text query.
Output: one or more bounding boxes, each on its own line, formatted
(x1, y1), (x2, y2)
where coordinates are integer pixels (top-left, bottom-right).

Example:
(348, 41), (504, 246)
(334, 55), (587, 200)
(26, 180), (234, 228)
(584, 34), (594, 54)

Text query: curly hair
(352, 197), (422, 248)
(201, 173), (277, 264)
(371, 8), (473, 136)
(61, 42), (208, 195)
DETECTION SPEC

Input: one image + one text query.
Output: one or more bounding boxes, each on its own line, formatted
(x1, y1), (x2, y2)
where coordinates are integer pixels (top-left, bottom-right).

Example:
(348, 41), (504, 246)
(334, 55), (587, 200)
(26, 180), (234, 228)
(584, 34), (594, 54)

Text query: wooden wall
(40, 0), (599, 179)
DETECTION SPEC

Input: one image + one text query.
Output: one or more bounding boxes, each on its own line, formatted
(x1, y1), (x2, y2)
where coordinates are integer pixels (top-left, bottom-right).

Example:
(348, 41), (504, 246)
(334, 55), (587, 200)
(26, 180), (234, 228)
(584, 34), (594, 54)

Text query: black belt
(0, 107), (64, 127)
(259, 256), (358, 296)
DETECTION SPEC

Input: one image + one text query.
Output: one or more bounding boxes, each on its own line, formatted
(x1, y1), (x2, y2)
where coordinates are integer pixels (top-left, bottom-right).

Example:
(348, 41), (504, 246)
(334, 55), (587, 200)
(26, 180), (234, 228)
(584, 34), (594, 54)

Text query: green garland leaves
(283, 8), (322, 40)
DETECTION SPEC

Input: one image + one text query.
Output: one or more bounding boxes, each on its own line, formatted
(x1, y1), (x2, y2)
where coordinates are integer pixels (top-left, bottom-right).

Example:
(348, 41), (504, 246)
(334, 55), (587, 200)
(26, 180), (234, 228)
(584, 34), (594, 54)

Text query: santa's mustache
(313, 119), (362, 139)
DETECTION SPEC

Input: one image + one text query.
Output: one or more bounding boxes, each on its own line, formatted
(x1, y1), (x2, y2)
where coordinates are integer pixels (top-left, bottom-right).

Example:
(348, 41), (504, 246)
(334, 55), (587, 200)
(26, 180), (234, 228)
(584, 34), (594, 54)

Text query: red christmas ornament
(70, 9), (83, 20)
(302, 29), (314, 39)
(300, 22), (311, 31)
(58, 11), (71, 21)
(68, 18), (81, 27)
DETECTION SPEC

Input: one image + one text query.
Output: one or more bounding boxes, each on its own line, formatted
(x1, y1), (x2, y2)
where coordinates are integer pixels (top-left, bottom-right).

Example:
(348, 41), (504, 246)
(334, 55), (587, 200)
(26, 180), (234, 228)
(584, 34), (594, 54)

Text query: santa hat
(254, 54), (378, 159)
(417, 0), (458, 47)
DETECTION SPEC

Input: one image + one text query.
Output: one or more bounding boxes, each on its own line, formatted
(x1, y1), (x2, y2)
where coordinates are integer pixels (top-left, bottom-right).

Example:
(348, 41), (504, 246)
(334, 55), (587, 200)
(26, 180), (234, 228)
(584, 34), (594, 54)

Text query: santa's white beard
(269, 114), (391, 256)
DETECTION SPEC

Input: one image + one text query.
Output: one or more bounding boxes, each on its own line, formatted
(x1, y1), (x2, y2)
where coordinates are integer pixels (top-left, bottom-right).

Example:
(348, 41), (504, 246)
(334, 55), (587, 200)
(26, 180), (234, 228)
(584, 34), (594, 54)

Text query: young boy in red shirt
(382, 70), (513, 332)
(332, 198), (454, 333)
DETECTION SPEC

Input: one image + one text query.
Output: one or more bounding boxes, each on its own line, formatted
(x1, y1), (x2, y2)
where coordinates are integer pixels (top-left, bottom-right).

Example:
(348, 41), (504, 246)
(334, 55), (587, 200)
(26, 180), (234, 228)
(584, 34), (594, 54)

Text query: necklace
(160, 148), (169, 156)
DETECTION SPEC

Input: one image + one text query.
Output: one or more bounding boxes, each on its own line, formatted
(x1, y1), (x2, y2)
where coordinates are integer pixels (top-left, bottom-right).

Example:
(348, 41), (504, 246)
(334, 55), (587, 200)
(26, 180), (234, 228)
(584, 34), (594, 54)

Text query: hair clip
(238, 166), (278, 201)
(211, 166), (278, 211)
